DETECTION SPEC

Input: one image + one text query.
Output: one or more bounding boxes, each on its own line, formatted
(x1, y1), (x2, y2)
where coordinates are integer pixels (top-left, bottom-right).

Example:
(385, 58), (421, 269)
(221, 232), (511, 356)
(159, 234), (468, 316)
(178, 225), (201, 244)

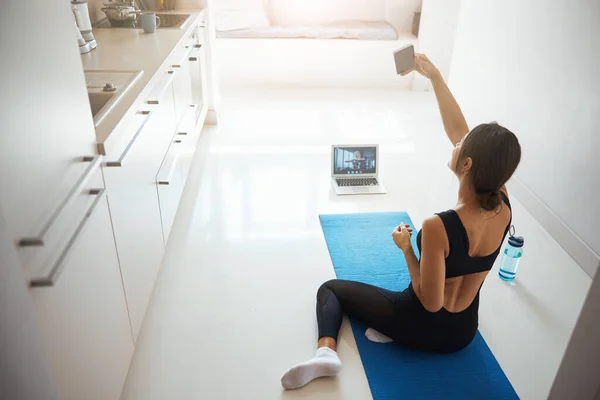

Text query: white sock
(281, 347), (342, 390)
(365, 328), (393, 343)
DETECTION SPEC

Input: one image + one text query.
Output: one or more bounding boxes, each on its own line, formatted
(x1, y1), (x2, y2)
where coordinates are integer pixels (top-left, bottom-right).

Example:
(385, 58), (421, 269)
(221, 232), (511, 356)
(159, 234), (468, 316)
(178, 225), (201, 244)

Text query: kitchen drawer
(175, 104), (204, 185)
(156, 138), (185, 243)
(30, 165), (134, 400)
(9, 154), (99, 262)
(172, 55), (194, 125)
(170, 43), (194, 69)
(18, 156), (104, 284)
(146, 70), (177, 106)
(105, 80), (176, 166)
(103, 110), (153, 166)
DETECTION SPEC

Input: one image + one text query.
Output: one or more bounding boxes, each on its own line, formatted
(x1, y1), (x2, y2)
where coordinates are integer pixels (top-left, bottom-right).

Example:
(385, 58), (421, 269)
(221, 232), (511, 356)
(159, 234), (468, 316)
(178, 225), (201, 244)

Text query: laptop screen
(333, 146), (377, 176)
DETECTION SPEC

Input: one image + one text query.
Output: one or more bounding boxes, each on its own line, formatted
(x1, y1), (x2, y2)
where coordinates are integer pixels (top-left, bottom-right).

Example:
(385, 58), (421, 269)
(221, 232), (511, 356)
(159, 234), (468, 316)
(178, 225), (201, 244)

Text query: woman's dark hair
(456, 122), (521, 211)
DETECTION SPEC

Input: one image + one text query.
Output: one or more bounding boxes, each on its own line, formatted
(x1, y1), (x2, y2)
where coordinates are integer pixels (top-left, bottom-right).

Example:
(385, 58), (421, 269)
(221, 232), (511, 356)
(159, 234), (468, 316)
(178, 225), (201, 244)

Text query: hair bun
(479, 190), (502, 211)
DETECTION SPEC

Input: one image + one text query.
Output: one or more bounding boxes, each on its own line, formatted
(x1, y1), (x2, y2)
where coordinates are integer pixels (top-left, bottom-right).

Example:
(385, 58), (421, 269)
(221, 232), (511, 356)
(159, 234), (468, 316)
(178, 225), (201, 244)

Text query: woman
(345, 150), (366, 170)
(281, 54), (522, 390)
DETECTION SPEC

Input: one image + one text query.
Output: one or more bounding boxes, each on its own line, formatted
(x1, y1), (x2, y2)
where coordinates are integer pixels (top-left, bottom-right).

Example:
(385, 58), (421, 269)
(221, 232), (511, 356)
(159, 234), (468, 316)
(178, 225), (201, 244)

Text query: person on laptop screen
(344, 150), (366, 172)
(281, 53), (522, 390)
(335, 148), (376, 175)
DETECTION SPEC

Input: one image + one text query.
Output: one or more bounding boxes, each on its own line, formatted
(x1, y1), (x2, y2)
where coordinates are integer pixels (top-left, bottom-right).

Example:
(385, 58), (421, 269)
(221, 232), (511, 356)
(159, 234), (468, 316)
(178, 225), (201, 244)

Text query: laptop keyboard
(336, 178), (379, 187)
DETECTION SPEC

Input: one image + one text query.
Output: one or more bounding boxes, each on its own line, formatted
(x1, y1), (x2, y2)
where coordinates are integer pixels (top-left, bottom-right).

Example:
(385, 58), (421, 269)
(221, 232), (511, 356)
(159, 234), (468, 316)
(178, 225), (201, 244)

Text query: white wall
(86, 0), (105, 24)
(412, 0), (461, 91)
(448, 0), (600, 276)
(385, 0), (422, 34)
(269, 0), (387, 26)
(449, 1), (600, 397)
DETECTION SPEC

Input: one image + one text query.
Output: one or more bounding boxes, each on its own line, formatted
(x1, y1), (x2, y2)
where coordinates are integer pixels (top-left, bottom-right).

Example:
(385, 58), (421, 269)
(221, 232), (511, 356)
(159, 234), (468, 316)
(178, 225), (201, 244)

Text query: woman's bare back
(441, 194), (511, 313)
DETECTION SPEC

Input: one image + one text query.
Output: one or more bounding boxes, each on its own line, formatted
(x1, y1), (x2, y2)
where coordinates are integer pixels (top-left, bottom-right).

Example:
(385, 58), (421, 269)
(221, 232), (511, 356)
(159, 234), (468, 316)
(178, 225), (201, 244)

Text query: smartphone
(393, 44), (415, 75)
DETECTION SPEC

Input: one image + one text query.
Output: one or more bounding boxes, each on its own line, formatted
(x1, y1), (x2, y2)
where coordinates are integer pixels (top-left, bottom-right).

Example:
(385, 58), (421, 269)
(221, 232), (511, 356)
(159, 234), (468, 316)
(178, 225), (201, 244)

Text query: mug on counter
(140, 12), (161, 33)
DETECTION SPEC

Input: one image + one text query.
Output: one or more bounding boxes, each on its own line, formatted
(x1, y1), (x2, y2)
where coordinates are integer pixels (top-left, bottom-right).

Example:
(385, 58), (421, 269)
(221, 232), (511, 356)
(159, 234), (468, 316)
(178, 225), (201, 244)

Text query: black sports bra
(416, 193), (512, 279)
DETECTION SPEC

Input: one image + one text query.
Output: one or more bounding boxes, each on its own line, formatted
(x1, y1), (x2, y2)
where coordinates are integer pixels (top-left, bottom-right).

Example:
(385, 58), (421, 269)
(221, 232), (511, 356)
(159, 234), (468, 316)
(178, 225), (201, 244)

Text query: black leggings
(316, 279), (478, 353)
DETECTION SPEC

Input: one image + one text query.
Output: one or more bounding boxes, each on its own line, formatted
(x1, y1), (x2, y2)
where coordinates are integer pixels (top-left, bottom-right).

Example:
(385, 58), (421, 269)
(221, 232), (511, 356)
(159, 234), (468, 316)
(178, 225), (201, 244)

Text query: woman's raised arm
(403, 54), (470, 145)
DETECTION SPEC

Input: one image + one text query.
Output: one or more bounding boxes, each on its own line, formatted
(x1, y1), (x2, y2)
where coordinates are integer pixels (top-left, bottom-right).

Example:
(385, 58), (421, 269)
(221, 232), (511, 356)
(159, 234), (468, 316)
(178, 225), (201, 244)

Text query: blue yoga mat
(319, 212), (518, 400)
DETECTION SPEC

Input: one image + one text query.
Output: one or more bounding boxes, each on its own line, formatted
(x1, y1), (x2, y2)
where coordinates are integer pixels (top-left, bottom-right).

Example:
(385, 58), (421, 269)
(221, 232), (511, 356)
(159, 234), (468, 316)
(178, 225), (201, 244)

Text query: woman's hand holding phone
(401, 53), (441, 81)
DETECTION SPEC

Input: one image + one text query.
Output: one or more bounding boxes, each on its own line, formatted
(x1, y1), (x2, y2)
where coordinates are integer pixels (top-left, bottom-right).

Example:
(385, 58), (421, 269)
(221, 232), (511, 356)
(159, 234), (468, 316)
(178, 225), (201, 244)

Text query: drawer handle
(194, 44), (202, 49)
(157, 143), (181, 185)
(147, 71), (176, 105)
(30, 188), (106, 288)
(18, 155), (102, 247)
(105, 110), (152, 167)
(171, 47), (194, 69)
(189, 57), (198, 62)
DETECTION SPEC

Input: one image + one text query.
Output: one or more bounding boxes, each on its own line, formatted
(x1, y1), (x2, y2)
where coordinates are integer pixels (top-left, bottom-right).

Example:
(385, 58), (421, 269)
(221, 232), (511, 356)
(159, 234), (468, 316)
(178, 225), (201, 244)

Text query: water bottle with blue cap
(498, 226), (524, 281)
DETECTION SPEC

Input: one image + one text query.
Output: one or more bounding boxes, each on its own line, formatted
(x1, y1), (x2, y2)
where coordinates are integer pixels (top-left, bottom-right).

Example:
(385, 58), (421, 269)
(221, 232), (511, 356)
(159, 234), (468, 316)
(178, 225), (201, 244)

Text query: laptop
(331, 144), (386, 195)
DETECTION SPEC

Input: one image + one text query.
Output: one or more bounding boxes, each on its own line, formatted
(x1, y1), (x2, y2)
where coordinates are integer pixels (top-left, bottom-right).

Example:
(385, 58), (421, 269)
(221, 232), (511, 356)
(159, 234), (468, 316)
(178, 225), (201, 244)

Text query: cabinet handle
(30, 188), (106, 288)
(157, 143), (181, 185)
(194, 44), (202, 49)
(147, 71), (176, 105)
(189, 57), (198, 61)
(19, 155), (102, 247)
(105, 111), (152, 167)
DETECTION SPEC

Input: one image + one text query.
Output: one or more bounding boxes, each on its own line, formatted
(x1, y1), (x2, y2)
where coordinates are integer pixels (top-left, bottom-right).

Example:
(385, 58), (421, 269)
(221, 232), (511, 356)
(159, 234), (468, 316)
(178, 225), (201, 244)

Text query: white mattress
(217, 20), (398, 40)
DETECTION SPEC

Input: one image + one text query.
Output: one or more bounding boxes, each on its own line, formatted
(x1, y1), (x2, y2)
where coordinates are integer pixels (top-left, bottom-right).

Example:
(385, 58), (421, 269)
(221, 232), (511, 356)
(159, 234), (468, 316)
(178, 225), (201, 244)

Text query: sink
(93, 13), (193, 30)
(88, 91), (116, 119)
(84, 70), (143, 127)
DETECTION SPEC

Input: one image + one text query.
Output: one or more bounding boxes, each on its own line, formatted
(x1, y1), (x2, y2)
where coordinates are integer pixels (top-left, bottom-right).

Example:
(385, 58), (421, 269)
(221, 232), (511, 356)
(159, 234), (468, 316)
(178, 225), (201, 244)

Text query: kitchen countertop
(81, 9), (204, 153)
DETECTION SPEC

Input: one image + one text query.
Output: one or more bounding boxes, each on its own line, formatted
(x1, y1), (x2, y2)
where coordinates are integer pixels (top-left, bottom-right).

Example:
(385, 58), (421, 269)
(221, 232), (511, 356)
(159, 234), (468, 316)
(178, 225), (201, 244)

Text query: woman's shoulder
(431, 209), (462, 229)
(422, 214), (449, 236)
(420, 215), (451, 257)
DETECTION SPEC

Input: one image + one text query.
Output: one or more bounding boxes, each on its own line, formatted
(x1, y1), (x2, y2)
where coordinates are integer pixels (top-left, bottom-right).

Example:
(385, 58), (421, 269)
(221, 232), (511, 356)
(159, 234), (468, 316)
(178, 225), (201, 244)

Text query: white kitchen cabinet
(2, 2), (136, 399)
(0, 0), (98, 261)
(153, 33), (209, 242)
(174, 108), (198, 185)
(156, 138), (185, 242)
(176, 28), (209, 184)
(171, 47), (194, 126)
(189, 36), (209, 132)
(30, 167), (133, 400)
(103, 76), (177, 341)
(189, 27), (208, 127)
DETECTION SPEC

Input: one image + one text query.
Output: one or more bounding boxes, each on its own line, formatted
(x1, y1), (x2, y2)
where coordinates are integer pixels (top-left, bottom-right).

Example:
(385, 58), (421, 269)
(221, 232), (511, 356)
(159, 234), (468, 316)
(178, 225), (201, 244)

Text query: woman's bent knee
(317, 279), (339, 300)
(319, 279), (340, 291)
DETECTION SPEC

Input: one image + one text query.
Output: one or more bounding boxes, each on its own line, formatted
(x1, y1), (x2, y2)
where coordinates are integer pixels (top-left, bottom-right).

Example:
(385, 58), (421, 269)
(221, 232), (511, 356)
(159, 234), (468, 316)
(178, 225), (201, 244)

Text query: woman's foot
(365, 328), (393, 343)
(281, 347), (342, 390)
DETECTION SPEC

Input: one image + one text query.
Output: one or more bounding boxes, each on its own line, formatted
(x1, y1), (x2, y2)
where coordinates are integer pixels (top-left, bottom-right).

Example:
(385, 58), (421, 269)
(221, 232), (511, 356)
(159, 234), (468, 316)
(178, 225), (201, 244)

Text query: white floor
(120, 89), (591, 400)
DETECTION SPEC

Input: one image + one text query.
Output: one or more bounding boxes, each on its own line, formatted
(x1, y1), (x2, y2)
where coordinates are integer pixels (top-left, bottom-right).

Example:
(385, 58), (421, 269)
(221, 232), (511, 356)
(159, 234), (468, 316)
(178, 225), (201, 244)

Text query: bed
(213, 1), (419, 90)
(217, 20), (399, 40)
